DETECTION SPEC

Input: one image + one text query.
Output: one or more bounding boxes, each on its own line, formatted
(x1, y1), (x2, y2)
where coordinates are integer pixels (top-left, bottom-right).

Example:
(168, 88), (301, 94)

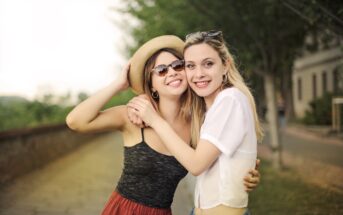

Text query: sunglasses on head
(152, 59), (185, 77)
(185, 30), (223, 41)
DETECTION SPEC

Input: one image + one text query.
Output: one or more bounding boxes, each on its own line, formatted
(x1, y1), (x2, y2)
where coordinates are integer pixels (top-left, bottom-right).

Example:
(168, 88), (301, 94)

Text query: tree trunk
(264, 73), (283, 169)
(283, 69), (295, 120)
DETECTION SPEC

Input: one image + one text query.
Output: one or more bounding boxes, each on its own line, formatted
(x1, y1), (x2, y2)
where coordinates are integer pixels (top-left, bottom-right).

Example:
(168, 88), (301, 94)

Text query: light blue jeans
(189, 208), (251, 215)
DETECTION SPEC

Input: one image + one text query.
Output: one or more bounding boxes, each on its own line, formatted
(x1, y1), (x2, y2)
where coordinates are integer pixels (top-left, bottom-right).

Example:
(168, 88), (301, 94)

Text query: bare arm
(66, 63), (130, 133)
(127, 97), (220, 176)
(128, 96), (261, 189)
(154, 119), (221, 176)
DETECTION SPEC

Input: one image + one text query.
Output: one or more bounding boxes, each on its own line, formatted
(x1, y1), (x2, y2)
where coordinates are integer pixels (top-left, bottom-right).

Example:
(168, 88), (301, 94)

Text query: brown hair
(143, 48), (191, 122)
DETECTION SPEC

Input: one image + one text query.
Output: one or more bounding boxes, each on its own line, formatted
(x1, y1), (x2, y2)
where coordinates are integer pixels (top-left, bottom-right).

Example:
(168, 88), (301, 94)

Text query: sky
(0, 0), (129, 100)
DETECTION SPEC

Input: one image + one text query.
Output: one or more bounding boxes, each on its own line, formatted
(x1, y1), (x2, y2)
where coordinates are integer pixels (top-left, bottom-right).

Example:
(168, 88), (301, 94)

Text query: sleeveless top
(116, 128), (188, 208)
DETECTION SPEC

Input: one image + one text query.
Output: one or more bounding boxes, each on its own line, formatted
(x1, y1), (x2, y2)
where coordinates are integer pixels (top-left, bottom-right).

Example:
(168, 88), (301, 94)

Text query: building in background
(292, 34), (343, 118)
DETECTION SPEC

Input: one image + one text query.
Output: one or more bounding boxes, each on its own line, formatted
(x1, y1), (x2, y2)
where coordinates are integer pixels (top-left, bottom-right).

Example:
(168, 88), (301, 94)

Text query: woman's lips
(167, 79), (182, 87)
(194, 81), (210, 88)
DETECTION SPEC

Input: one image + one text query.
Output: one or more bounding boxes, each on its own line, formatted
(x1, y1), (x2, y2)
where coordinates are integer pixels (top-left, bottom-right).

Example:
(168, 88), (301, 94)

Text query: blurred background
(0, 0), (342, 214)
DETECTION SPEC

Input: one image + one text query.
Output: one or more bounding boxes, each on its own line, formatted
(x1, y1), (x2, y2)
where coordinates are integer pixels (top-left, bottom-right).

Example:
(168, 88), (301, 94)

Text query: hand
(127, 106), (144, 128)
(116, 62), (130, 91)
(127, 95), (150, 128)
(244, 159), (261, 192)
(127, 96), (160, 127)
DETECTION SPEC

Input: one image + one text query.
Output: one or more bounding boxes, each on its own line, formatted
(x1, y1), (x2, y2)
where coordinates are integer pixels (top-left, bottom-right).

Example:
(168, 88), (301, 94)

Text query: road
(263, 128), (343, 168)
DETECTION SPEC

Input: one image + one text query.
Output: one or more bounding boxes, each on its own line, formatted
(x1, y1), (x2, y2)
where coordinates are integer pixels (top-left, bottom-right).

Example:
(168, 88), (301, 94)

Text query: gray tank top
(116, 128), (188, 208)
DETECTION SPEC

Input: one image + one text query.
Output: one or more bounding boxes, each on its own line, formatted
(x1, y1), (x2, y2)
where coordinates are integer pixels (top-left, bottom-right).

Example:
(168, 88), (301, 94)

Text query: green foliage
(120, 0), (342, 119)
(302, 93), (343, 125)
(123, 0), (214, 56)
(0, 90), (135, 132)
(0, 97), (71, 131)
(122, 0), (309, 73)
(104, 89), (136, 109)
(119, 0), (314, 113)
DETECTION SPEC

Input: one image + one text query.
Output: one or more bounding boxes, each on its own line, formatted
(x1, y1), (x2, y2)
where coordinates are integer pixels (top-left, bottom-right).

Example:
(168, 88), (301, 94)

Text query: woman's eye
(204, 61), (214, 68)
(186, 64), (195, 70)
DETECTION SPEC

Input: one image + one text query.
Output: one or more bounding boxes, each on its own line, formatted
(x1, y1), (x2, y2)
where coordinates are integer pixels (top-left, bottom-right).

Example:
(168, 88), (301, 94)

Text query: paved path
(260, 126), (343, 192)
(0, 132), (194, 215)
(263, 127), (343, 168)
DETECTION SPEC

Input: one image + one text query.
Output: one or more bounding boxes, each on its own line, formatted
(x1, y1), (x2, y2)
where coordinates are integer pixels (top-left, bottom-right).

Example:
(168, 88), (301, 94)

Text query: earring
(222, 73), (229, 84)
(151, 90), (159, 99)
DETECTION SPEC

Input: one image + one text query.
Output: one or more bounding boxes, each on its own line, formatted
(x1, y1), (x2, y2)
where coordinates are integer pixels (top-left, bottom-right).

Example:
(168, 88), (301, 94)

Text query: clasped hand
(127, 95), (160, 128)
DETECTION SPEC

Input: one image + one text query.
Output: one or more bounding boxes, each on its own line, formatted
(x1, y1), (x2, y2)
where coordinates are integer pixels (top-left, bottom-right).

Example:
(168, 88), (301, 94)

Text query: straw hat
(129, 35), (185, 94)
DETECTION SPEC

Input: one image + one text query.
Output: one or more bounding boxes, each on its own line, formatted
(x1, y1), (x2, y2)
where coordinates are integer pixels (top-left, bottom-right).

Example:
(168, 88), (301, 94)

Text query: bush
(302, 92), (343, 125)
(0, 89), (136, 132)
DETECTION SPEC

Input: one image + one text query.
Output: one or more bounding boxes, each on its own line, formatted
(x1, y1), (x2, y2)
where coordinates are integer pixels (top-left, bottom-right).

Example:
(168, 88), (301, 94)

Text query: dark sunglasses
(152, 59), (185, 77)
(185, 30), (223, 41)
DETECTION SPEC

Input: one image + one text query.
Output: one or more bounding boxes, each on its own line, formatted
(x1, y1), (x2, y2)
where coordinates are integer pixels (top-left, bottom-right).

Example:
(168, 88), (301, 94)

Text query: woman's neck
(204, 87), (222, 110)
(158, 97), (182, 124)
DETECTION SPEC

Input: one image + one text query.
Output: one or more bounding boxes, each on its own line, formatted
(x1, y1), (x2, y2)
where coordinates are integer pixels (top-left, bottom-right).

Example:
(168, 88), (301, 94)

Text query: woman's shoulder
(216, 87), (247, 104)
(103, 105), (134, 130)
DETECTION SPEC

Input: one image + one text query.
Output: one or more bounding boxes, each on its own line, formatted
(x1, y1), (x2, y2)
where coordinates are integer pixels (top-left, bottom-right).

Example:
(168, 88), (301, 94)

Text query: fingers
(243, 168), (261, 192)
(247, 170), (260, 184)
(127, 106), (146, 127)
(138, 94), (150, 101)
(244, 174), (260, 183)
(127, 106), (140, 124)
(130, 97), (150, 108)
(127, 102), (139, 112)
(244, 181), (258, 192)
(244, 176), (259, 192)
(255, 158), (261, 170)
(127, 98), (145, 111)
(134, 116), (144, 127)
(249, 169), (260, 178)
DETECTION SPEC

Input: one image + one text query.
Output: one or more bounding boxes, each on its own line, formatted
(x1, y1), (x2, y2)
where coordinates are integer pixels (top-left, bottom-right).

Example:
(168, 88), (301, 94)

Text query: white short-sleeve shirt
(194, 87), (257, 209)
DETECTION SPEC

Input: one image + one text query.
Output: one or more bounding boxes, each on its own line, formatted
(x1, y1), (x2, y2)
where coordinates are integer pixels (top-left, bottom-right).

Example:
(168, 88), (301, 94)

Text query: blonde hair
(185, 31), (264, 148)
(143, 48), (191, 122)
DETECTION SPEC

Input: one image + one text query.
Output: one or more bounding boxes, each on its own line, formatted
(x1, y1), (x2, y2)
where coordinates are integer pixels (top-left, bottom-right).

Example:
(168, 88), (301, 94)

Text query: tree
(120, 0), (342, 169)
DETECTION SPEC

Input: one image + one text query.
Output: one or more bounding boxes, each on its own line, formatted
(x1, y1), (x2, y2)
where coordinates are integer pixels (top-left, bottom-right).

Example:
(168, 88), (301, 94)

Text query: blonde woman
(128, 31), (263, 215)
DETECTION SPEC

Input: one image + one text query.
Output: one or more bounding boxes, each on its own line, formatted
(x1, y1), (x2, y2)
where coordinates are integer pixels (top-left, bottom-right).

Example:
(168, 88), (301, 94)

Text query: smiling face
(184, 43), (227, 106)
(150, 51), (188, 99)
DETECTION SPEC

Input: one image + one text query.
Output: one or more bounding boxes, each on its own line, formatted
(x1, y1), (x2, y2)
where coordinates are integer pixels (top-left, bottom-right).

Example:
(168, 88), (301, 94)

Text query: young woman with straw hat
(66, 35), (259, 215)
(128, 31), (262, 215)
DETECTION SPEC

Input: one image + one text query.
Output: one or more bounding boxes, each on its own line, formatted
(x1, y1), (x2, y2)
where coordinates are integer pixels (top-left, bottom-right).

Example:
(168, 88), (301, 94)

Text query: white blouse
(194, 87), (257, 209)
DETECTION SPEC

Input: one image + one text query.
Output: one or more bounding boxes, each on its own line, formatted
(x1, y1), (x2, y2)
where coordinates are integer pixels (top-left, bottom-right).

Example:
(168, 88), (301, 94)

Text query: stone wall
(0, 124), (98, 186)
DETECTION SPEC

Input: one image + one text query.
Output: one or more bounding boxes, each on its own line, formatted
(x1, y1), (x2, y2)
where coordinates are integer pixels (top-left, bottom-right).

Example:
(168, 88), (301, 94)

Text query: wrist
(150, 115), (164, 129)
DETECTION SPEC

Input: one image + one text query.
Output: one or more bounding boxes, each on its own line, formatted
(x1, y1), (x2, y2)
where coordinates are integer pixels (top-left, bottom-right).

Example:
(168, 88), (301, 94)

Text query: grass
(249, 160), (343, 215)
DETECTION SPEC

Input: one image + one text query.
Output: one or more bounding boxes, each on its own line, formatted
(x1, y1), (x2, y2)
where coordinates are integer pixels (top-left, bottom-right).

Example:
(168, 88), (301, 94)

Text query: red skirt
(101, 191), (172, 215)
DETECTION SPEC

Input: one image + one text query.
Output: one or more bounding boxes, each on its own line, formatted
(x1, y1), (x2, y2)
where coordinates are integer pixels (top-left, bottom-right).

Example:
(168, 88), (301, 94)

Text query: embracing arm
(152, 119), (260, 188)
(127, 97), (220, 176)
(153, 118), (220, 176)
(66, 63), (130, 133)
(128, 96), (261, 189)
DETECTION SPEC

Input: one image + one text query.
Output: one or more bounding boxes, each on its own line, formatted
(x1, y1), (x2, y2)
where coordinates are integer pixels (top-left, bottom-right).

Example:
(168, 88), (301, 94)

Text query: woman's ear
(223, 59), (231, 74)
(223, 59), (231, 70)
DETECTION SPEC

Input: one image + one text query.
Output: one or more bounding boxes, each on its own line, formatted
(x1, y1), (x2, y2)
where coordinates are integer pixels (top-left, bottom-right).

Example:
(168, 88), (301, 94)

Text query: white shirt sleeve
(200, 95), (247, 157)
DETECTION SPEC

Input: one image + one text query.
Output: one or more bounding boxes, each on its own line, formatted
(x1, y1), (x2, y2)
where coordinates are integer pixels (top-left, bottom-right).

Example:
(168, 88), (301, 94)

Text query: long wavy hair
(184, 32), (264, 148)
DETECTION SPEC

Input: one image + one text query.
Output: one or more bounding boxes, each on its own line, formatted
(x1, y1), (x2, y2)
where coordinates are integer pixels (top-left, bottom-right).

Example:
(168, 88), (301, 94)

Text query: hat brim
(129, 35), (185, 94)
